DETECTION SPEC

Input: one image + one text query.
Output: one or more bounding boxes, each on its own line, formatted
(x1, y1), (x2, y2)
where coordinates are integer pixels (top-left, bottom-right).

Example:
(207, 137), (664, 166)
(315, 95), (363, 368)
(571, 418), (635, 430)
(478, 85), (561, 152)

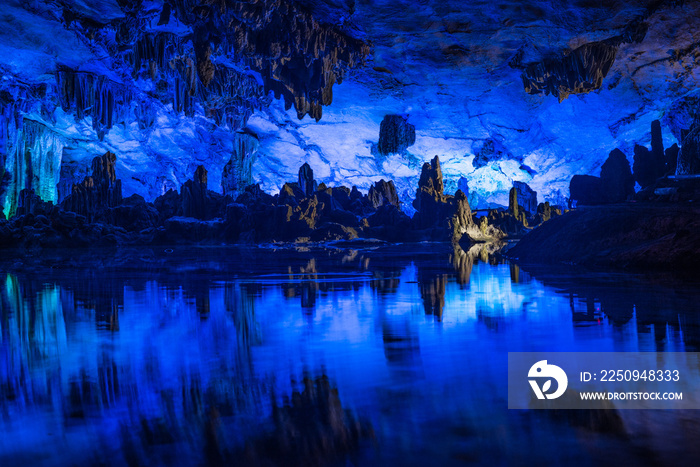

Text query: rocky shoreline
(0, 152), (557, 251)
(507, 201), (700, 270)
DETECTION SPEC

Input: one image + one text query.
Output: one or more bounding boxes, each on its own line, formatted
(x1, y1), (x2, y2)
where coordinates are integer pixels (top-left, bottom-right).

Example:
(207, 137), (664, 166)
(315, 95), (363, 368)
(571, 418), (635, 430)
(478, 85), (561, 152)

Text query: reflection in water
(1, 244), (700, 465)
(241, 374), (374, 467)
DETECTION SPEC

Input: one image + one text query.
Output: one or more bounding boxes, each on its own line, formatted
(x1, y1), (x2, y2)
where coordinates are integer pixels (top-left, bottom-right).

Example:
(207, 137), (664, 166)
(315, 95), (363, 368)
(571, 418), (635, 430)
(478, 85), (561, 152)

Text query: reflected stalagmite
(300, 258), (319, 311)
(419, 274), (447, 321)
(240, 374), (373, 467)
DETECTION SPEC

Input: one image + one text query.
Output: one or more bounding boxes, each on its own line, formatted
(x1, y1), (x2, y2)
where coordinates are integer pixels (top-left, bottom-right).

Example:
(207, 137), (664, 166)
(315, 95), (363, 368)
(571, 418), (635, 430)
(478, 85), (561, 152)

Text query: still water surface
(1, 244), (699, 466)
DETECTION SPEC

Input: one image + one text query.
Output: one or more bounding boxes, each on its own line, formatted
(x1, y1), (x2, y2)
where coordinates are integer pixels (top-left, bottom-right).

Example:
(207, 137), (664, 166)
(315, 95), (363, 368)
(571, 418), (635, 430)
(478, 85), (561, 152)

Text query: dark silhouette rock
(61, 152), (122, 220)
(651, 119), (665, 168)
(366, 204), (411, 229)
(632, 120), (667, 186)
(451, 190), (475, 242)
(15, 188), (54, 217)
(633, 143), (665, 189)
(508, 187), (519, 218)
(600, 148), (634, 202)
(367, 179), (400, 209)
(330, 186), (352, 211)
(678, 125), (700, 175)
(531, 202), (561, 226)
(236, 183), (274, 207)
(161, 217), (224, 243)
(535, 202), (552, 224)
(278, 183), (305, 207)
(570, 175), (604, 205)
(486, 188), (529, 237)
(102, 194), (159, 232)
(153, 188), (180, 223)
(377, 114), (416, 155)
(412, 156), (447, 230)
(472, 138), (513, 169)
(181, 165), (210, 219)
(152, 165), (227, 222)
(665, 144), (679, 175)
(508, 203), (700, 270)
(513, 181), (537, 214)
(298, 163), (317, 197)
(522, 42), (619, 101)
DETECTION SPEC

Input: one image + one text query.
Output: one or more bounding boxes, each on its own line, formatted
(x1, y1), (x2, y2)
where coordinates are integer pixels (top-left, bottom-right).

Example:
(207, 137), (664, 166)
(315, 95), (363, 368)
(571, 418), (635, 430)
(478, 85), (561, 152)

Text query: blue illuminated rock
(0, 0), (698, 233)
(222, 132), (259, 198)
(513, 181), (537, 215)
(377, 115), (416, 155)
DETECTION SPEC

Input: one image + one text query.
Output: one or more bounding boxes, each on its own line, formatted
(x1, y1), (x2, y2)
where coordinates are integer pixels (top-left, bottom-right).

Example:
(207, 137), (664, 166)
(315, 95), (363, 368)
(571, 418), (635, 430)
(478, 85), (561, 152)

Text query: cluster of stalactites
(167, 0), (369, 121)
(0, 83), (62, 218)
(2, 120), (64, 218)
(124, 31), (268, 128)
(521, 42), (618, 101)
(519, 3), (662, 101)
(56, 67), (133, 140)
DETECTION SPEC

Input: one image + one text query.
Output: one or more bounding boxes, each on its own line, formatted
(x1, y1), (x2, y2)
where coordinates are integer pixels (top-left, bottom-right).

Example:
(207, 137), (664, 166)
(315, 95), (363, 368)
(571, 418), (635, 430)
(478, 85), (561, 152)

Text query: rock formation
(367, 180), (400, 209)
(471, 139), (512, 170)
(484, 187), (532, 237)
(677, 118), (700, 175)
(665, 144), (679, 175)
(154, 165), (226, 222)
(412, 156), (503, 242)
(412, 156), (449, 231)
(61, 152), (122, 220)
(377, 115), (416, 155)
(1, 152), (556, 249)
(181, 166), (210, 220)
(522, 42), (618, 101)
(513, 181), (537, 214)
(570, 148), (634, 205)
(633, 142), (665, 190)
(519, 3), (661, 101)
(222, 132), (259, 198)
(651, 119), (665, 172)
(622, 119), (689, 191)
(601, 149), (635, 203)
(508, 203), (700, 270)
(298, 163), (317, 197)
(570, 175), (604, 206)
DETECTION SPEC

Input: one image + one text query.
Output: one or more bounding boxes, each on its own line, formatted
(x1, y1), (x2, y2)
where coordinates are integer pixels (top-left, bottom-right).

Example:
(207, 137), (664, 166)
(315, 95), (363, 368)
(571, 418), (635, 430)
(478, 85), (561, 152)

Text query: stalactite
(125, 31), (267, 128)
(0, 83), (56, 218)
(2, 120), (64, 218)
(55, 67), (133, 139)
(168, 0), (369, 120)
(521, 42), (618, 101)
